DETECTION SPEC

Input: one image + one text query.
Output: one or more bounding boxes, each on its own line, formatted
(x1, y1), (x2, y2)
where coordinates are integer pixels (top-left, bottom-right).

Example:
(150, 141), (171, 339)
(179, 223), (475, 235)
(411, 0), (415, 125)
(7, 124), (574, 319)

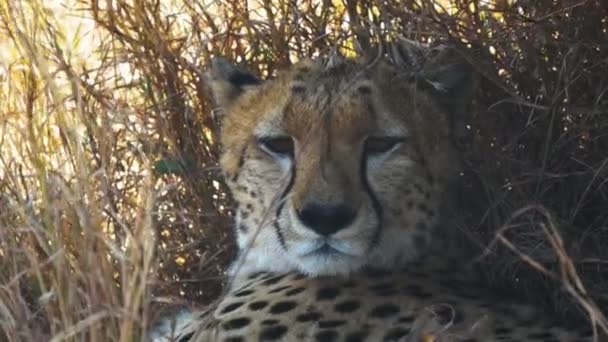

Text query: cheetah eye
(364, 137), (405, 154)
(258, 136), (294, 156)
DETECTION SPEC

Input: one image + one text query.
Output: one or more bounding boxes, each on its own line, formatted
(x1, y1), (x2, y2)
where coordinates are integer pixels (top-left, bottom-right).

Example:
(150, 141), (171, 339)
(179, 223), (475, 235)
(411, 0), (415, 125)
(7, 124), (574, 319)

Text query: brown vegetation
(0, 0), (606, 340)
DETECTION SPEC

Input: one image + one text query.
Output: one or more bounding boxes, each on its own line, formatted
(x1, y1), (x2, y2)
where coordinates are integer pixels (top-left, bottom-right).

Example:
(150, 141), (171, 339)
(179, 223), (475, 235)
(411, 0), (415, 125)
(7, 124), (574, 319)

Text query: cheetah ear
(420, 45), (475, 108)
(421, 45), (476, 141)
(205, 57), (261, 111)
(390, 38), (428, 70)
(392, 39), (476, 139)
(393, 39), (475, 111)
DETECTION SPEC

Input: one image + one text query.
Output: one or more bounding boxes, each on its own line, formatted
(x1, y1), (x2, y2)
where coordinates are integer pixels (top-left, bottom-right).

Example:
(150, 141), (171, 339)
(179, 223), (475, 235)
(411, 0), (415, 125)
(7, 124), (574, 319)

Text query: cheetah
(151, 41), (597, 341)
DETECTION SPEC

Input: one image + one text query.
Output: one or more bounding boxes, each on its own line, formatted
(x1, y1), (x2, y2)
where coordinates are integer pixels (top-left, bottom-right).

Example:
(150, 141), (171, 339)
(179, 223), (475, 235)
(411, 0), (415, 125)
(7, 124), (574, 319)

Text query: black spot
(376, 289), (399, 297)
(261, 319), (279, 325)
(268, 285), (291, 294)
(334, 300), (360, 313)
(228, 71), (260, 88)
(285, 287), (306, 296)
(402, 285), (432, 299)
(317, 287), (340, 300)
(412, 234), (427, 248)
(318, 320), (346, 328)
(296, 312), (322, 322)
(315, 330), (338, 342)
(455, 290), (478, 300)
(365, 102), (375, 115)
(383, 327), (410, 341)
(249, 191), (257, 198)
(580, 328), (594, 337)
(369, 282), (395, 292)
(262, 274), (287, 286)
(269, 301), (297, 314)
(219, 302), (245, 314)
(234, 289), (254, 297)
(397, 315), (415, 323)
(438, 279), (461, 289)
(248, 272), (267, 279)
(342, 280), (356, 288)
(291, 85), (306, 93)
(370, 304), (400, 318)
(259, 325), (288, 340)
(222, 317), (250, 330)
(415, 222), (427, 231)
(527, 331), (555, 339)
(223, 338), (243, 342)
(177, 332), (193, 342)
(230, 169), (241, 181)
(238, 223), (248, 232)
(391, 207), (403, 215)
(369, 282), (398, 296)
(345, 331), (369, 342)
(364, 268), (390, 277)
(494, 326), (513, 335)
(357, 85), (372, 94)
(407, 269), (426, 278)
(297, 66), (311, 73)
(248, 301), (268, 311)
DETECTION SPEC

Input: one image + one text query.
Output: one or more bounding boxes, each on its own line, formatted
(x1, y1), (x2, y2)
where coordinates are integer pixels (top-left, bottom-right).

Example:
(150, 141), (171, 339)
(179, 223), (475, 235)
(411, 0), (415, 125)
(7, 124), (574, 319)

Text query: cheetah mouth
(312, 244), (341, 256)
(300, 241), (359, 259)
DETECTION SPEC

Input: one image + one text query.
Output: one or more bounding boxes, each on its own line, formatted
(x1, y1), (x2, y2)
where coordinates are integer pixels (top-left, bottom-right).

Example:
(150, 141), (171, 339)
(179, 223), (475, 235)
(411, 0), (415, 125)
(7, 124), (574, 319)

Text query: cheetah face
(207, 43), (473, 277)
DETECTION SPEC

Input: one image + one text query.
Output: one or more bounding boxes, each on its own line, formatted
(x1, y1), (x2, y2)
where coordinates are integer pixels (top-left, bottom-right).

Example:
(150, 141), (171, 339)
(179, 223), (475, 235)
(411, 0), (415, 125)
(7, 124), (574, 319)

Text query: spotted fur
(161, 262), (593, 341)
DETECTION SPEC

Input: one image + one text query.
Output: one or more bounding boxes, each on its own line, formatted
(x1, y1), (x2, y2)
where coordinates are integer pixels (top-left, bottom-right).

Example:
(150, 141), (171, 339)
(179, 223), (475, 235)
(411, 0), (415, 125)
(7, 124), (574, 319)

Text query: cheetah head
(206, 41), (474, 277)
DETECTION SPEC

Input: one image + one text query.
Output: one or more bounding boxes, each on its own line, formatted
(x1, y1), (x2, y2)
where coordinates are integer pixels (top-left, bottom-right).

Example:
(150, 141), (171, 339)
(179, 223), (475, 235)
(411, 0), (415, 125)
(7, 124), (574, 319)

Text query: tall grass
(0, 0), (228, 339)
(1, 1), (156, 339)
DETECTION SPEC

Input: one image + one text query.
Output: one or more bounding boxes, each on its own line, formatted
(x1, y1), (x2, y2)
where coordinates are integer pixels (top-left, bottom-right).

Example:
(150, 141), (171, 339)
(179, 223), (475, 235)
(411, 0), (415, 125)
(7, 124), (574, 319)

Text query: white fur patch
(148, 309), (194, 342)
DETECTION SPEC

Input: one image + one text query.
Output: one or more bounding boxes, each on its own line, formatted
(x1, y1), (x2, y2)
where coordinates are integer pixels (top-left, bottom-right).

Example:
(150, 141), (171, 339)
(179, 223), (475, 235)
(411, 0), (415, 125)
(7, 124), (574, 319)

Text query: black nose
(297, 203), (356, 236)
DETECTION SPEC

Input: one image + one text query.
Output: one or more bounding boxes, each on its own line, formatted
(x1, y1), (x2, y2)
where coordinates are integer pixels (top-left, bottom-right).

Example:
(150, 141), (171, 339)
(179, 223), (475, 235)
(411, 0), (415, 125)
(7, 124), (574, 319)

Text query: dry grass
(0, 0), (606, 340)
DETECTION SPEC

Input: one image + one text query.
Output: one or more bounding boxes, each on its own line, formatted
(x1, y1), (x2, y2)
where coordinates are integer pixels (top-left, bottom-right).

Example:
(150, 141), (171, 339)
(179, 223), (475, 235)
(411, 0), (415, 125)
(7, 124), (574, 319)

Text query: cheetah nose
(296, 203), (356, 236)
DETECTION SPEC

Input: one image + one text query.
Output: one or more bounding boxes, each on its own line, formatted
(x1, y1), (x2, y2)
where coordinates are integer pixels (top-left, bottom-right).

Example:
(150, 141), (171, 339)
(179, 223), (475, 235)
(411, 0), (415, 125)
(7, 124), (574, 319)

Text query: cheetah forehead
(227, 58), (419, 141)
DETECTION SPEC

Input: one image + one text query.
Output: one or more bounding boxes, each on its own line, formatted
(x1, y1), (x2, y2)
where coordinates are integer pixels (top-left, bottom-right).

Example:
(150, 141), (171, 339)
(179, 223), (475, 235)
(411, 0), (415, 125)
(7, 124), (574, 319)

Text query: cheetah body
(165, 265), (591, 341)
(151, 42), (594, 342)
